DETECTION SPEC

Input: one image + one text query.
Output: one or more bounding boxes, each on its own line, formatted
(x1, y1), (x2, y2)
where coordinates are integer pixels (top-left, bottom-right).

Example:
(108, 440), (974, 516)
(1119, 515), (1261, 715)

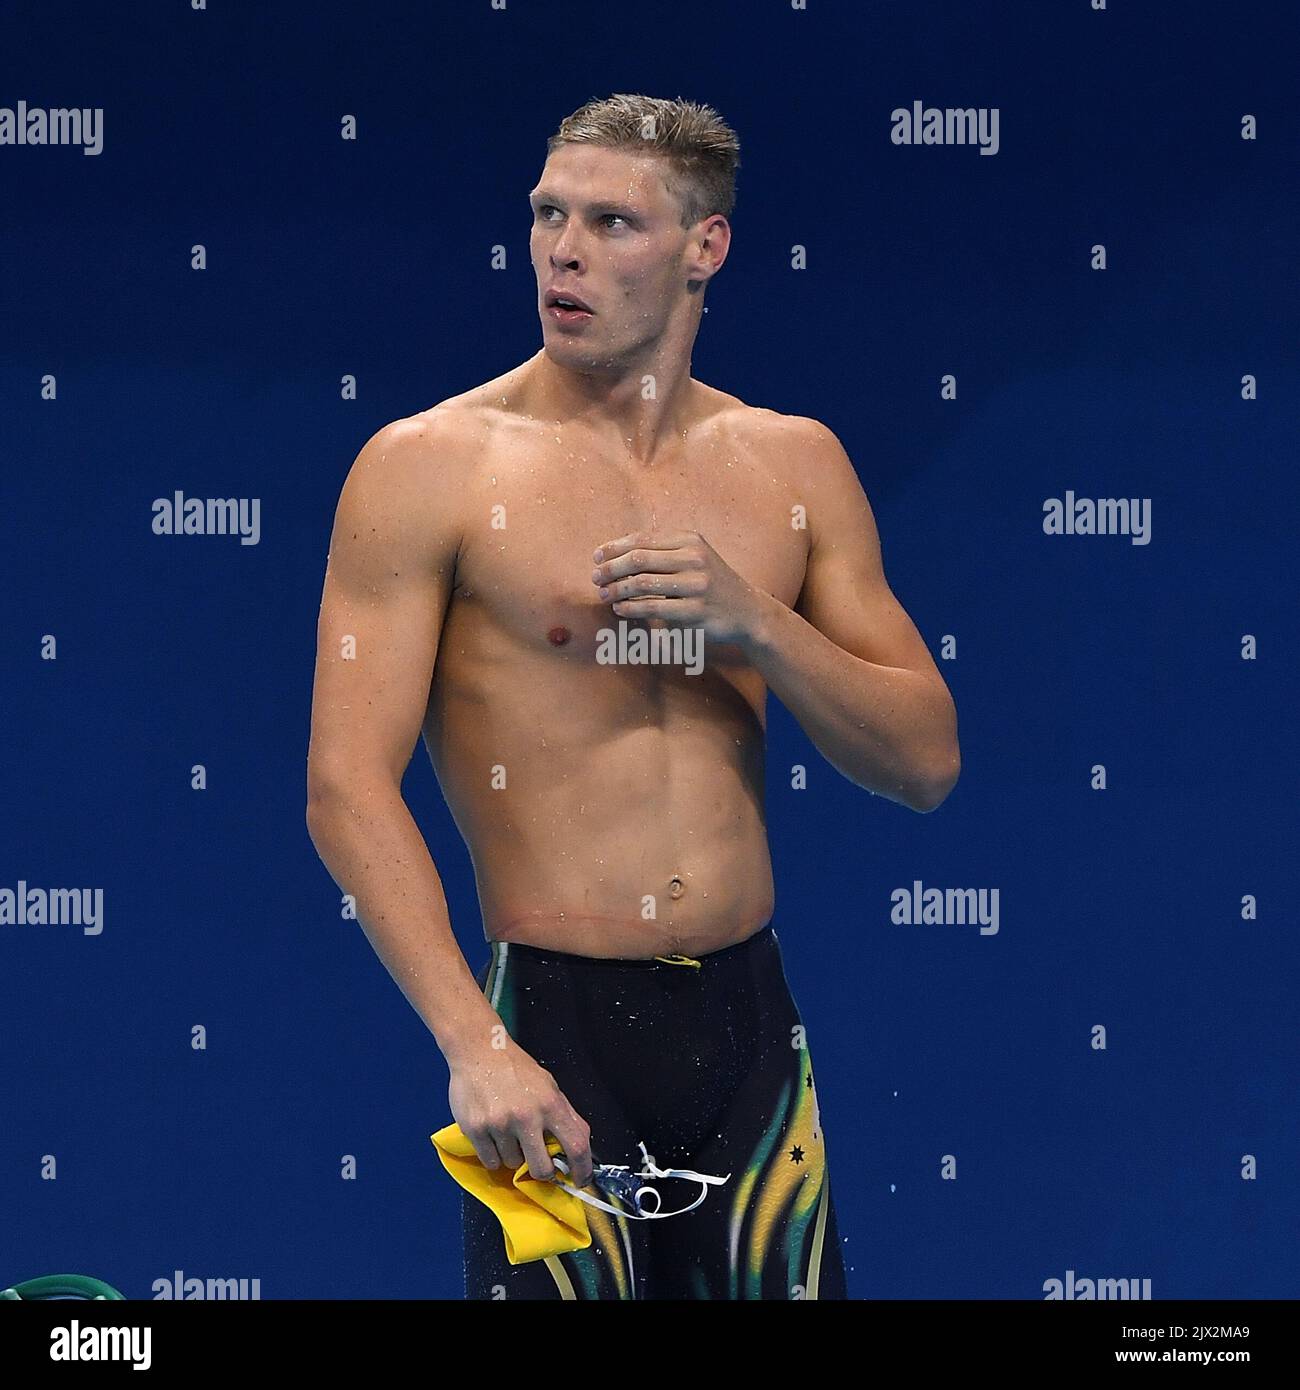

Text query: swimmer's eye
(533, 205), (628, 231)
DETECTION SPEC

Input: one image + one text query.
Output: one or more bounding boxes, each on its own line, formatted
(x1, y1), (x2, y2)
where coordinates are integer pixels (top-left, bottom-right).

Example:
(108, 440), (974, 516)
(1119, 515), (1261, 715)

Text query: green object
(1, 1274), (125, 1300)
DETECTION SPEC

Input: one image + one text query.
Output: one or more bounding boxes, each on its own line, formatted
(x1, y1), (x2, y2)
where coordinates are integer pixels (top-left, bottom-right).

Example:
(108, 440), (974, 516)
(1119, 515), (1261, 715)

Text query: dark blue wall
(1, 0), (1295, 1299)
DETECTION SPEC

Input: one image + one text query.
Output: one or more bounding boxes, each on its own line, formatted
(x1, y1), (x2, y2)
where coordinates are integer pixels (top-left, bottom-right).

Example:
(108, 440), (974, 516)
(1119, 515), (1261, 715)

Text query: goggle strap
(550, 1147), (731, 1221)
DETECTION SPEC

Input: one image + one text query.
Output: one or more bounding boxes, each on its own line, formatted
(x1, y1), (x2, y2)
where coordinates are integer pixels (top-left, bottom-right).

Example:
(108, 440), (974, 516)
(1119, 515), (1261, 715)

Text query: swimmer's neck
(516, 348), (703, 462)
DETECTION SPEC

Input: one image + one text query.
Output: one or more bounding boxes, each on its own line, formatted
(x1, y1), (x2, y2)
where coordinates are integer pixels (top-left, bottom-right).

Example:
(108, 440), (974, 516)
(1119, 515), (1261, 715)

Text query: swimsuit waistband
(487, 923), (778, 972)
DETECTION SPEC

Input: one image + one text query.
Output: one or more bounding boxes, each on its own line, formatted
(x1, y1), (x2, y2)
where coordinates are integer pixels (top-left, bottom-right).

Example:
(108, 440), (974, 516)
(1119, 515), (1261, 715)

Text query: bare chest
(450, 432), (808, 658)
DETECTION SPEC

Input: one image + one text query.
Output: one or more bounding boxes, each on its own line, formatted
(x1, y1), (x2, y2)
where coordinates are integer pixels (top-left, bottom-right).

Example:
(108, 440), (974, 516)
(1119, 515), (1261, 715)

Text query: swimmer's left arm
(592, 418), (959, 812)
(750, 417), (959, 810)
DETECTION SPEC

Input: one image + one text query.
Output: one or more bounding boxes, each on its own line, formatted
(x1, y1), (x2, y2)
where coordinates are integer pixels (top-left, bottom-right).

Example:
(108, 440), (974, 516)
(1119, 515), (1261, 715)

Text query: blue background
(1, 0), (1295, 1300)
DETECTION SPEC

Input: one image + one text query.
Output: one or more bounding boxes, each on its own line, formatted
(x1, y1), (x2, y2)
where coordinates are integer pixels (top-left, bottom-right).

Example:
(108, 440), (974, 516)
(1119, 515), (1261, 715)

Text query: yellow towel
(430, 1123), (592, 1264)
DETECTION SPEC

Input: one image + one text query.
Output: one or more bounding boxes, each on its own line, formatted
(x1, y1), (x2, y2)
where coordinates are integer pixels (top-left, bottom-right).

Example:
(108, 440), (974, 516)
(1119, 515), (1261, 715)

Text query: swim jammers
(461, 924), (849, 1299)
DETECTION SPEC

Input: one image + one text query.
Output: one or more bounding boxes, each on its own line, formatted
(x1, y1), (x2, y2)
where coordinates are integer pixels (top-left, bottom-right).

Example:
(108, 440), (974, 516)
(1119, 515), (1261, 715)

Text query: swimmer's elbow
(912, 785), (950, 815)
(305, 777), (341, 845)
(913, 750), (960, 813)
(306, 760), (407, 835)
(305, 764), (368, 841)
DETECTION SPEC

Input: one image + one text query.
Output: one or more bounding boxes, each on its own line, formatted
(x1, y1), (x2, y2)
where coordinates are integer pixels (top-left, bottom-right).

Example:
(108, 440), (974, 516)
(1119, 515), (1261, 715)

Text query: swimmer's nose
(549, 241), (582, 273)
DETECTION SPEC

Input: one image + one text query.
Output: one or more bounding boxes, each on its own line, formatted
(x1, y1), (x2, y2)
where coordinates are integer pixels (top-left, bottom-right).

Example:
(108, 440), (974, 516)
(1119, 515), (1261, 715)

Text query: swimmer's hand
(448, 1035), (594, 1188)
(592, 530), (762, 646)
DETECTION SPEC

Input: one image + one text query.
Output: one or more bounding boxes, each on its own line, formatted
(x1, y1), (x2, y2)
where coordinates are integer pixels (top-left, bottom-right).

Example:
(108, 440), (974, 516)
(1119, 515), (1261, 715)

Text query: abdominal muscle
(423, 644), (776, 960)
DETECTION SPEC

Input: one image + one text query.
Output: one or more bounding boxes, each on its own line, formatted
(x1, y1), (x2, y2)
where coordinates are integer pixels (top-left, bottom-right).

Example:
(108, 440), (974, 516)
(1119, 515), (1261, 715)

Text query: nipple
(548, 625), (571, 647)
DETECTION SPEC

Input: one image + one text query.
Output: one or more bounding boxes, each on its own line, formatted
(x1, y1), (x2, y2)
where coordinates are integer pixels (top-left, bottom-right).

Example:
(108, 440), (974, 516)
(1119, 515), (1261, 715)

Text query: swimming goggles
(2, 1274), (125, 1300)
(550, 1142), (730, 1221)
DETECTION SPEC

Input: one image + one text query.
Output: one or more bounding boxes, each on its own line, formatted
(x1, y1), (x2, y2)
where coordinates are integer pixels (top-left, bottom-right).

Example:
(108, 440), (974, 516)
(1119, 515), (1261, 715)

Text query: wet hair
(546, 93), (740, 227)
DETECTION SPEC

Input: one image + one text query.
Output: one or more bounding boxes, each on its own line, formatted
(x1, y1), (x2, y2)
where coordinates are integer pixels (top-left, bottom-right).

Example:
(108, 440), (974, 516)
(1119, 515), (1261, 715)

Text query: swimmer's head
(530, 94), (739, 369)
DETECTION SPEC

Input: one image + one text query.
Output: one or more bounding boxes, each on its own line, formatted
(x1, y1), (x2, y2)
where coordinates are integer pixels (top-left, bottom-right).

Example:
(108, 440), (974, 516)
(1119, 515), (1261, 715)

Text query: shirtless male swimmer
(306, 94), (960, 1301)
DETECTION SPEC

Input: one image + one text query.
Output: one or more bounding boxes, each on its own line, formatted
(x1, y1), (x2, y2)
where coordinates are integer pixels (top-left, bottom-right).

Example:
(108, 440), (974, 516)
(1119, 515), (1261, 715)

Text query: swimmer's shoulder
(405, 361), (539, 453)
(344, 377), (515, 502)
(691, 382), (850, 484)
(330, 400), (494, 575)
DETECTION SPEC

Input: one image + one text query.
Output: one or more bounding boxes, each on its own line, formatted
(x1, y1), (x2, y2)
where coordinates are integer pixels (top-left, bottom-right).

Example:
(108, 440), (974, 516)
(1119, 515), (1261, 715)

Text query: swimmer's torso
(419, 362), (811, 958)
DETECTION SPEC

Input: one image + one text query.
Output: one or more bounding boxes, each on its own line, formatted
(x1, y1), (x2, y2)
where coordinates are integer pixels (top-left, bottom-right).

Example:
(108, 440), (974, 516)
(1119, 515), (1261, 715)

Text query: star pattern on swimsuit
(789, 1145), (805, 1164)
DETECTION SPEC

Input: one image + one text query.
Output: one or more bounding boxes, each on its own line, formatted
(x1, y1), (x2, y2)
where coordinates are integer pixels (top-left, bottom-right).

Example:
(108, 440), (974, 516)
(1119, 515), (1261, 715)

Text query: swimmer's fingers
(611, 596), (705, 625)
(602, 531), (755, 644)
(594, 543), (700, 586)
(513, 1120), (560, 1184)
(601, 569), (706, 603)
(593, 531), (700, 568)
(464, 1126), (513, 1173)
(546, 1106), (594, 1189)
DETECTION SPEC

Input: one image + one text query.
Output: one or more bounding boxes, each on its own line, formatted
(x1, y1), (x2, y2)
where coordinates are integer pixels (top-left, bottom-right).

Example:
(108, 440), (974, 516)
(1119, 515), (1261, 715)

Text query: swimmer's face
(529, 144), (727, 367)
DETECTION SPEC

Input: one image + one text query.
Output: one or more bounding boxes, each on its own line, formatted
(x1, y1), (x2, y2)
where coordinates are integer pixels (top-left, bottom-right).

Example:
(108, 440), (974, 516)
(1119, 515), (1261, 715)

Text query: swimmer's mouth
(545, 289), (594, 315)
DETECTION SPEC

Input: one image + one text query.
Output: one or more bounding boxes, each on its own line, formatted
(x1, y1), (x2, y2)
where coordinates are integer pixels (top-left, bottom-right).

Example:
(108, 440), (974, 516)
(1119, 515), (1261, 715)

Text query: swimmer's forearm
(305, 784), (503, 1062)
(738, 589), (958, 811)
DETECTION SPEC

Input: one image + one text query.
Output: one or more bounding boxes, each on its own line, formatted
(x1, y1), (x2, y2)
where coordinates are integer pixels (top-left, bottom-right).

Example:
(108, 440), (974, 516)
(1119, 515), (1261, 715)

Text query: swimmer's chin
(537, 336), (620, 370)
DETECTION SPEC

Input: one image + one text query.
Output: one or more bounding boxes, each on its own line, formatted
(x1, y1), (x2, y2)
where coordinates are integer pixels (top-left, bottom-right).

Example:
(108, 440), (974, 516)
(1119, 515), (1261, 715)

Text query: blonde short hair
(546, 93), (740, 227)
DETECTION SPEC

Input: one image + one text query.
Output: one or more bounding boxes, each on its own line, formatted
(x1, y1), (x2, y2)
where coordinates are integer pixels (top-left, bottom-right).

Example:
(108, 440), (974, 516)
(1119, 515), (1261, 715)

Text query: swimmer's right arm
(305, 416), (592, 1185)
